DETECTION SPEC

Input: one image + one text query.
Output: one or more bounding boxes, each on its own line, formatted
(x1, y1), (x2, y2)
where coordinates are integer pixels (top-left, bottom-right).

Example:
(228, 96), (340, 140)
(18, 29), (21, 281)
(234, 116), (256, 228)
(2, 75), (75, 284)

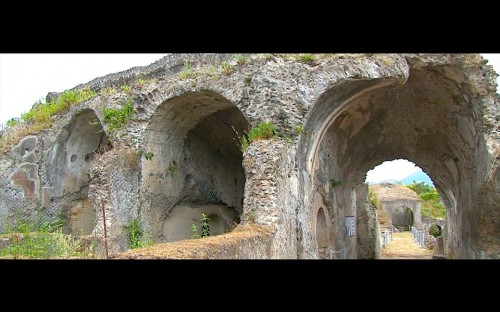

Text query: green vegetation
(120, 85), (131, 94)
(235, 54), (247, 66)
(294, 125), (304, 135)
(240, 121), (276, 151)
(165, 160), (177, 176)
(125, 218), (152, 249)
(0, 87), (98, 153)
(100, 86), (117, 96)
(179, 60), (193, 79)
(297, 54), (317, 64)
(137, 149), (154, 161)
(191, 213), (210, 239)
(102, 100), (134, 134)
(405, 181), (446, 219)
(244, 76), (252, 86)
(221, 61), (232, 76)
(369, 189), (379, 208)
(330, 179), (342, 188)
(6, 118), (20, 127)
(429, 224), (442, 237)
(137, 78), (146, 89)
(21, 88), (96, 125)
(0, 217), (92, 259)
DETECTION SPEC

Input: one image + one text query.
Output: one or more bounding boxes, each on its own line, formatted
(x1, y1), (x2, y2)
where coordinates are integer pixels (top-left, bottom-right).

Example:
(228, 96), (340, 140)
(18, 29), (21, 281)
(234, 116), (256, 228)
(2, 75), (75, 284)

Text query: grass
(100, 86), (117, 96)
(136, 78), (146, 89)
(120, 85), (131, 94)
(221, 61), (232, 76)
(0, 87), (97, 153)
(235, 54), (247, 66)
(0, 218), (94, 259)
(297, 54), (317, 64)
(125, 218), (152, 249)
(179, 60), (193, 79)
(294, 125), (304, 135)
(380, 232), (433, 259)
(240, 121), (276, 151)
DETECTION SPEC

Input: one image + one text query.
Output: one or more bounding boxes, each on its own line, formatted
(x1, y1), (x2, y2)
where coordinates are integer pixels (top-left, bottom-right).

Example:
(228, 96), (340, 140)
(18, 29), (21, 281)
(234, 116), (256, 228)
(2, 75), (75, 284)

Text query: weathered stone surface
(370, 183), (422, 230)
(45, 92), (60, 104)
(0, 53), (498, 259)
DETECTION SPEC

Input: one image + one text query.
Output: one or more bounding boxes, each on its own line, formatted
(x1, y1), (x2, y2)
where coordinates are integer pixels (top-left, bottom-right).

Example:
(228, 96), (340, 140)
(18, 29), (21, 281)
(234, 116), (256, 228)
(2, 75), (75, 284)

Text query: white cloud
(365, 159), (420, 183)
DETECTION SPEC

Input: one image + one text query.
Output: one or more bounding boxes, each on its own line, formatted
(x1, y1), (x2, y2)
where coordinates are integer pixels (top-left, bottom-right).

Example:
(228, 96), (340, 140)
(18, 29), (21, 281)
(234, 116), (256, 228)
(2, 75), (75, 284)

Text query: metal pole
(102, 202), (109, 259)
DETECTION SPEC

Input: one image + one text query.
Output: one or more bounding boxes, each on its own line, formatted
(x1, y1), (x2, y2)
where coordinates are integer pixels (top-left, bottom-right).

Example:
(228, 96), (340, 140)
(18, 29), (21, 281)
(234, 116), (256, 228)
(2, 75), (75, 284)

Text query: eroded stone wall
(0, 53), (498, 259)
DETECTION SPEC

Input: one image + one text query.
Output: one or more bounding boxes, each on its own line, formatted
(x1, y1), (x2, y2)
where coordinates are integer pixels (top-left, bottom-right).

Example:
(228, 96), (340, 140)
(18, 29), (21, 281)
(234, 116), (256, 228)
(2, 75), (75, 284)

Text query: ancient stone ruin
(0, 53), (498, 259)
(370, 183), (422, 231)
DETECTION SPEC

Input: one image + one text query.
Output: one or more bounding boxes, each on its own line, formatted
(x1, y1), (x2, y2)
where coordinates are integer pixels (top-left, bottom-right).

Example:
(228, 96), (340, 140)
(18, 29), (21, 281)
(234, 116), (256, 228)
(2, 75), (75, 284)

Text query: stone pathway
(380, 231), (434, 259)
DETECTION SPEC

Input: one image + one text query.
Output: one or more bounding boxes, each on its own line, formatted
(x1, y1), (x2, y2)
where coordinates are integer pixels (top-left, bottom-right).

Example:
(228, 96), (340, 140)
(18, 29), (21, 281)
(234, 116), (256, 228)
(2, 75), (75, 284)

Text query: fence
(380, 225), (395, 247)
(326, 247), (345, 259)
(411, 226), (426, 248)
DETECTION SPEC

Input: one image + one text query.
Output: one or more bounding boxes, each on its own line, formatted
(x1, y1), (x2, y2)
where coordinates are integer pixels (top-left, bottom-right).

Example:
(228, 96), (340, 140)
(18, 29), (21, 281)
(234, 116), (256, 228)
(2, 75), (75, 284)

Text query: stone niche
(63, 198), (96, 236)
(161, 202), (236, 242)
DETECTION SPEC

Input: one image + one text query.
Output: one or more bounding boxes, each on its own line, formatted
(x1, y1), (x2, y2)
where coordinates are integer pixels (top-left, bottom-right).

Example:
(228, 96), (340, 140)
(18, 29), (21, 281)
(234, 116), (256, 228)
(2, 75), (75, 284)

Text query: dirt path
(380, 231), (434, 259)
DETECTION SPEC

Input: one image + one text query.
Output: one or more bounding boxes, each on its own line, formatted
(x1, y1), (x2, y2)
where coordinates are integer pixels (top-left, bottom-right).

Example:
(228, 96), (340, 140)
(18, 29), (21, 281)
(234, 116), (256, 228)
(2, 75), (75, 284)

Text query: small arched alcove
(316, 207), (328, 249)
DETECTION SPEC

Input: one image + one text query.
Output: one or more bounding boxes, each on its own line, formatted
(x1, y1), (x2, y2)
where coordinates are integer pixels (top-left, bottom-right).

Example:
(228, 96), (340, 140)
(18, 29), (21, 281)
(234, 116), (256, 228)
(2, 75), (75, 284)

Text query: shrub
(102, 100), (134, 134)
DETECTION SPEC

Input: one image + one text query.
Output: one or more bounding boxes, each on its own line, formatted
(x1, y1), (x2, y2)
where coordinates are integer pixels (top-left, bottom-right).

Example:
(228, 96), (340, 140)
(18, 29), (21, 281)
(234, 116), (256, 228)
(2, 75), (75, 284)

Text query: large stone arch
(298, 64), (492, 259)
(141, 90), (250, 242)
(46, 108), (111, 236)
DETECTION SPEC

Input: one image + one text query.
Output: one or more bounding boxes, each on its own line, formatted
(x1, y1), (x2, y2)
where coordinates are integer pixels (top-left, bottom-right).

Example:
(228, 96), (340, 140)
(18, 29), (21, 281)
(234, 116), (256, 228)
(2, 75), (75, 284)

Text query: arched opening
(143, 91), (249, 242)
(160, 203), (233, 242)
(47, 109), (111, 236)
(315, 207), (328, 249)
(298, 62), (488, 258)
(429, 224), (443, 237)
(392, 207), (414, 231)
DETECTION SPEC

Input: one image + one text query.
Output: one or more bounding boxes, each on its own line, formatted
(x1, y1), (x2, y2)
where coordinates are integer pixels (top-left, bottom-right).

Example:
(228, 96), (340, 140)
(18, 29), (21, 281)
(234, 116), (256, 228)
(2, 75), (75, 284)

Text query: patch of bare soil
(380, 232), (433, 259)
(370, 183), (418, 201)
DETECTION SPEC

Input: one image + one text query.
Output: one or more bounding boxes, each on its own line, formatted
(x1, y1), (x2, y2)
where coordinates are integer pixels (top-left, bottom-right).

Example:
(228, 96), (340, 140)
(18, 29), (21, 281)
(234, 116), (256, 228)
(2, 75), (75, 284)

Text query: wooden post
(102, 202), (109, 259)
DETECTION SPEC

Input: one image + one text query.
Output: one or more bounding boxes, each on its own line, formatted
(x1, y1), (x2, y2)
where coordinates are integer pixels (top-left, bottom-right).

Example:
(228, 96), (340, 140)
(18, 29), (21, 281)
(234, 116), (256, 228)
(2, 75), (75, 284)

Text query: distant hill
(400, 170), (434, 186)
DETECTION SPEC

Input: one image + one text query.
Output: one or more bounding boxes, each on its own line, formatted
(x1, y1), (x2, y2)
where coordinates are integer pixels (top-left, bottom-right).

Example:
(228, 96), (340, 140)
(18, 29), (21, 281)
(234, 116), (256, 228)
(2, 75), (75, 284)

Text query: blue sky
(1, 53), (498, 183)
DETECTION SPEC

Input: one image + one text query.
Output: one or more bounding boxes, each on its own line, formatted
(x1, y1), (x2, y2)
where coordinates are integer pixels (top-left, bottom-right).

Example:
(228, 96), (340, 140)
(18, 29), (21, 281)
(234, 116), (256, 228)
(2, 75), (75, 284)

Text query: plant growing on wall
(330, 179), (342, 188)
(297, 54), (316, 64)
(120, 85), (131, 94)
(165, 160), (177, 176)
(235, 54), (247, 66)
(221, 61), (232, 76)
(179, 60), (193, 79)
(368, 189), (379, 208)
(191, 213), (211, 239)
(125, 218), (152, 249)
(240, 121), (276, 151)
(137, 149), (154, 161)
(102, 99), (135, 134)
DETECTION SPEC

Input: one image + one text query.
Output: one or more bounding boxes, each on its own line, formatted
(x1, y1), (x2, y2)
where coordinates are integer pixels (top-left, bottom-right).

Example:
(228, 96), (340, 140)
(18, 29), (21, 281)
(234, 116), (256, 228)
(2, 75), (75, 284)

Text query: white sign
(345, 216), (356, 237)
